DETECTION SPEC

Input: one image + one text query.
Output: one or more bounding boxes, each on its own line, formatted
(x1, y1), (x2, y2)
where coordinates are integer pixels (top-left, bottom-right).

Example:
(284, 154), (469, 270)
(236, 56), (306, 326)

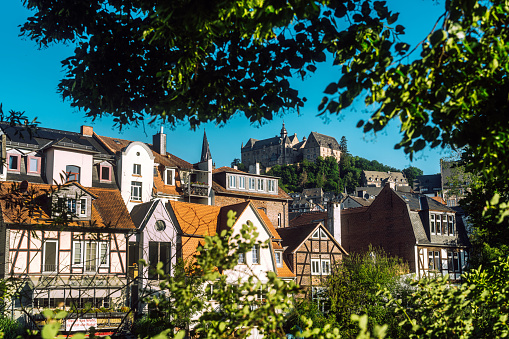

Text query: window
(252, 245), (260, 264)
(79, 198), (87, 216)
(131, 181), (142, 201)
(267, 180), (275, 192)
(148, 242), (172, 279)
(442, 215), (448, 234)
(76, 242), (108, 272)
(73, 242), (82, 265)
(257, 179), (264, 191)
(447, 251), (460, 273)
(67, 198), (77, 214)
(100, 165), (112, 181)
(238, 252), (246, 264)
(428, 251), (441, 272)
(312, 228), (327, 239)
(320, 229), (328, 238)
(7, 154), (20, 171)
(277, 213), (281, 228)
(436, 214), (442, 235)
(312, 230), (320, 239)
(43, 241), (58, 272)
(248, 177), (256, 190)
(430, 214), (436, 234)
(321, 259), (331, 275)
(164, 168), (175, 185)
(66, 165), (80, 183)
(448, 215), (455, 235)
(239, 176), (245, 189)
(133, 163), (141, 175)
(311, 259), (321, 275)
(228, 175), (236, 188)
(27, 156), (41, 174)
(275, 252), (282, 267)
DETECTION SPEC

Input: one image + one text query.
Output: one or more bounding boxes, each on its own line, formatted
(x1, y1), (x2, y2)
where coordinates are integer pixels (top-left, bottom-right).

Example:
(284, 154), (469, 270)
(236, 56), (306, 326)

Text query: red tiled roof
(0, 181), (135, 230)
(96, 134), (193, 169)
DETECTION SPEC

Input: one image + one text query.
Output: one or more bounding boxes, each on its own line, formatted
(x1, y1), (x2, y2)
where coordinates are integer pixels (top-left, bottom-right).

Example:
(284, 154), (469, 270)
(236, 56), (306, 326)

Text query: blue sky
(0, 1), (447, 174)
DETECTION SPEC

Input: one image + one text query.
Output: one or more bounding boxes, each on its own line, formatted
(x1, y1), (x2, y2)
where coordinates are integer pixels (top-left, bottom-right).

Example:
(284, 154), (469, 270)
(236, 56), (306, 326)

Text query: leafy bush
(0, 317), (23, 339)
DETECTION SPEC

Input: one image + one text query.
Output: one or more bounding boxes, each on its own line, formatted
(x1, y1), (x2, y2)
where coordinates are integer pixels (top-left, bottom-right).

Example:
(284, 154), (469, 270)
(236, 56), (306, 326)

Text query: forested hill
(266, 154), (422, 194)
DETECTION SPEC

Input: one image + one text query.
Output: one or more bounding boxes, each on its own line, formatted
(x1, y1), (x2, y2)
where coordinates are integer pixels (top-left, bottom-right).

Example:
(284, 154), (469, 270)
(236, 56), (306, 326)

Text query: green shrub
(0, 317), (23, 339)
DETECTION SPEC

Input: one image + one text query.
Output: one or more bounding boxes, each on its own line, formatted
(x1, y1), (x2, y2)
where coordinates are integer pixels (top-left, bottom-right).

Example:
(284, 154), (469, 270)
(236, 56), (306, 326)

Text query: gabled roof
(0, 122), (111, 155)
(241, 136), (281, 151)
(341, 195), (373, 207)
(0, 181), (135, 230)
(289, 212), (327, 228)
(304, 132), (341, 150)
(277, 222), (347, 255)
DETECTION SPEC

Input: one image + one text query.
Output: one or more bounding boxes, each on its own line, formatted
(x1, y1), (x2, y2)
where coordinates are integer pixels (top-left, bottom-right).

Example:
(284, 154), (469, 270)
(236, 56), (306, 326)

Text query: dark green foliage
(267, 156), (341, 193)
(0, 317), (23, 339)
(402, 166), (423, 189)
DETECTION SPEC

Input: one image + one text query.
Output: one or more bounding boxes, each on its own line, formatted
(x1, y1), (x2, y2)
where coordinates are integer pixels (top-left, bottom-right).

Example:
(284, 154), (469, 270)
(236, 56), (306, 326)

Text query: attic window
(7, 153), (20, 172)
(114, 140), (121, 144)
(100, 164), (112, 181)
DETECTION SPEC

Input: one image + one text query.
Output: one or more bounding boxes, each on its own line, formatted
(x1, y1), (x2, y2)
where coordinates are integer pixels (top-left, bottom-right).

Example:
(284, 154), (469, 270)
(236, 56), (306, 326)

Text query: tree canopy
(20, 0), (404, 128)
(20, 0), (509, 230)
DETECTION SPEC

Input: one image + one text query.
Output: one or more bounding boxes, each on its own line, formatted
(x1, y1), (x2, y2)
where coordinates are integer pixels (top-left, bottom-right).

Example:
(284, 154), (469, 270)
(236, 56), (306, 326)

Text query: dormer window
(239, 176), (245, 189)
(27, 156), (41, 174)
(7, 153), (20, 172)
(275, 251), (283, 267)
(164, 168), (175, 185)
(228, 175), (236, 188)
(257, 178), (264, 191)
(100, 164), (112, 181)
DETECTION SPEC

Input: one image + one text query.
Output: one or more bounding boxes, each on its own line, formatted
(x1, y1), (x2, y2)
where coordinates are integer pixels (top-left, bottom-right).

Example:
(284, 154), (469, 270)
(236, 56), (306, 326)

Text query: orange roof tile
(0, 181), (135, 230)
(276, 261), (296, 278)
(97, 134), (193, 169)
(169, 200), (222, 236)
(256, 208), (282, 240)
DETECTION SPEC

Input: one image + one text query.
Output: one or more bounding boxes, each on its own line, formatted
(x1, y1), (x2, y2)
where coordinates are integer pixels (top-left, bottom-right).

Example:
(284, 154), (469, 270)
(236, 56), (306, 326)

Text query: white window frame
(320, 229), (328, 239)
(238, 252), (246, 264)
(312, 230), (320, 239)
(79, 198), (87, 216)
(448, 215), (455, 236)
(277, 213), (281, 228)
(67, 198), (77, 214)
(43, 240), (58, 273)
(228, 175), (236, 188)
(239, 176), (245, 189)
(275, 251), (282, 267)
(268, 179), (276, 193)
(133, 163), (141, 175)
(252, 245), (260, 264)
(131, 181), (142, 201)
(257, 178), (264, 191)
(73, 241), (109, 271)
(436, 214), (442, 235)
(430, 214), (436, 234)
(248, 177), (256, 190)
(311, 259), (321, 275)
(321, 259), (331, 275)
(165, 168), (175, 185)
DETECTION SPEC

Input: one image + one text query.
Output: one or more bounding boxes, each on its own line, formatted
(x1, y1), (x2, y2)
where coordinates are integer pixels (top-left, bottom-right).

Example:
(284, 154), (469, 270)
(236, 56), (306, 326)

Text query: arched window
(66, 165), (80, 183)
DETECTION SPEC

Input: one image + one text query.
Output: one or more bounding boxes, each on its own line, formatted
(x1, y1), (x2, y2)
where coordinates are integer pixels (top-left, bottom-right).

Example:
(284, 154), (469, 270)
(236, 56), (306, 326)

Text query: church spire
(280, 121), (288, 139)
(201, 130), (212, 162)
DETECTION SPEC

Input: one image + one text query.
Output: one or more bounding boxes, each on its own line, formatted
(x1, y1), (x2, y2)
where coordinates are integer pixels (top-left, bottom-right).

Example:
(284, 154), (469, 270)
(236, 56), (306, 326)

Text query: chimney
(153, 126), (166, 156)
(327, 201), (342, 245)
(233, 165), (238, 170)
(81, 125), (93, 137)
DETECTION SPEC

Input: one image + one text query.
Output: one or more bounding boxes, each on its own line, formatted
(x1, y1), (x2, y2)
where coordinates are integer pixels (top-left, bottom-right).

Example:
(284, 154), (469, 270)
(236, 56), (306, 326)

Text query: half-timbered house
(0, 181), (135, 328)
(277, 223), (347, 292)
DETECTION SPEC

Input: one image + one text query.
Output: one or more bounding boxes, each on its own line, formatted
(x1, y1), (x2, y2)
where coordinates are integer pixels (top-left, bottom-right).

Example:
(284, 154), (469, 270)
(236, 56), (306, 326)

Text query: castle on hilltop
(241, 123), (342, 170)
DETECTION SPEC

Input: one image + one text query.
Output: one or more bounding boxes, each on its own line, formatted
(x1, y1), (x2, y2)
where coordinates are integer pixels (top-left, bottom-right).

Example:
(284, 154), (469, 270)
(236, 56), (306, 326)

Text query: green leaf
(324, 82), (338, 94)
(430, 29), (447, 47)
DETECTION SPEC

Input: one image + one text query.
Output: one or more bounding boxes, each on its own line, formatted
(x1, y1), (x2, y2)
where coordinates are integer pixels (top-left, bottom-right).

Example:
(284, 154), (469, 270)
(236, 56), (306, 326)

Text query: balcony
(42, 264), (58, 273)
(182, 183), (208, 197)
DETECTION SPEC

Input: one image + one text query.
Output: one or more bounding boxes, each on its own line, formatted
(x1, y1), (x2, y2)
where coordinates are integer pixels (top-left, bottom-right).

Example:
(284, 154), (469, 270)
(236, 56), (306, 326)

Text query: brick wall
(342, 186), (417, 271)
(214, 194), (288, 228)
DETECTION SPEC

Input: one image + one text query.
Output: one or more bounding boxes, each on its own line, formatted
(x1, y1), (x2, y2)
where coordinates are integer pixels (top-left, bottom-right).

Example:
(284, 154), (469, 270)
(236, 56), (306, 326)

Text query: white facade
(45, 148), (94, 186)
(119, 142), (155, 211)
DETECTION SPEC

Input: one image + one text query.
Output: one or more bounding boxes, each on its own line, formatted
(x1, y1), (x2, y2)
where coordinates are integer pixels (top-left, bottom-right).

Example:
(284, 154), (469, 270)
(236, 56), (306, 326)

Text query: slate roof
(415, 174), (442, 193)
(289, 212), (327, 228)
(130, 200), (158, 230)
(394, 191), (454, 212)
(341, 196), (373, 207)
(356, 186), (383, 198)
(0, 181), (135, 230)
(277, 223), (319, 253)
(0, 122), (110, 155)
(304, 132), (341, 150)
(241, 136), (281, 151)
